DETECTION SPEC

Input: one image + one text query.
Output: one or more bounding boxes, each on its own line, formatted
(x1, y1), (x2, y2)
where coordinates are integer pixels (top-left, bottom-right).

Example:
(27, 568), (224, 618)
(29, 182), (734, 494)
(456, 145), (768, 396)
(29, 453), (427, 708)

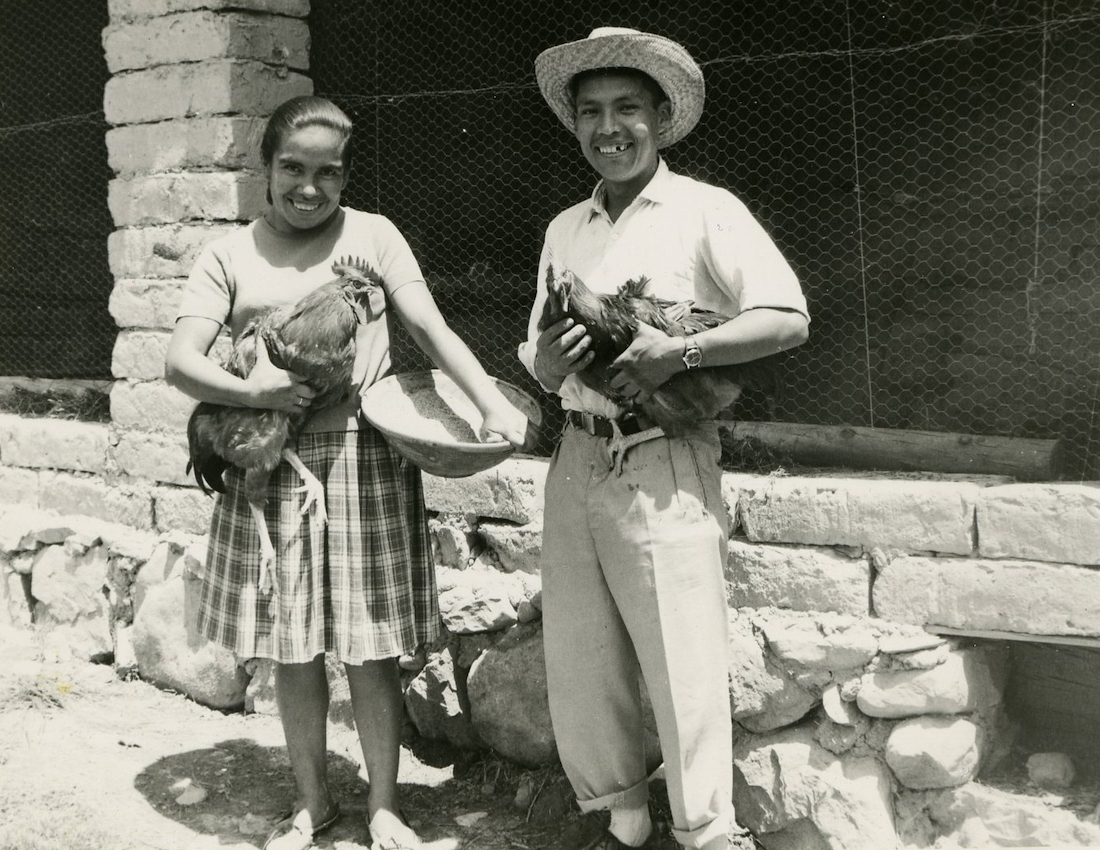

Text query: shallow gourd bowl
(361, 370), (542, 478)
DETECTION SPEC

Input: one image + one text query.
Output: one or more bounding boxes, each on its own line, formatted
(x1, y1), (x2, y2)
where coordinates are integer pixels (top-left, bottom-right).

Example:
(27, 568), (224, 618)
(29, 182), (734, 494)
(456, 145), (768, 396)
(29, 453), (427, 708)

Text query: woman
(165, 95), (530, 850)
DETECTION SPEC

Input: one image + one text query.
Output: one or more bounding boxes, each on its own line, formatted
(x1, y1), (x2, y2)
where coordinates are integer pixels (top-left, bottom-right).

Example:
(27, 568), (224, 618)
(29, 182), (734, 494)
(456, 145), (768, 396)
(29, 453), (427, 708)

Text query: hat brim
(535, 31), (704, 149)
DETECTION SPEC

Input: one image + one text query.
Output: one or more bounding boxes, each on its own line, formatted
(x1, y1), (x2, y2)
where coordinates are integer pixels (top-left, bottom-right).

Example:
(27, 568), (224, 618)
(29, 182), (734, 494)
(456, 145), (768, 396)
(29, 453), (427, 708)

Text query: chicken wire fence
(0, 1), (115, 379)
(311, 0), (1100, 478)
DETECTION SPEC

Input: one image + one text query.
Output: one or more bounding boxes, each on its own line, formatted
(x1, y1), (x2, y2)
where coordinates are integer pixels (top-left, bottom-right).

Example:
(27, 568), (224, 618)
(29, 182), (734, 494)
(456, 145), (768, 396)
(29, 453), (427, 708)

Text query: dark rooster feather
(186, 257), (387, 508)
(537, 263), (781, 435)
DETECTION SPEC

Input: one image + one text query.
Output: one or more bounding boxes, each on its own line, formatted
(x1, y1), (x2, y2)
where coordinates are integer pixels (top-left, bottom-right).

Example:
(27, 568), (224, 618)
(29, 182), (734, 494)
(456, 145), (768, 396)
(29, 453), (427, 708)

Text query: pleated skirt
(197, 422), (439, 664)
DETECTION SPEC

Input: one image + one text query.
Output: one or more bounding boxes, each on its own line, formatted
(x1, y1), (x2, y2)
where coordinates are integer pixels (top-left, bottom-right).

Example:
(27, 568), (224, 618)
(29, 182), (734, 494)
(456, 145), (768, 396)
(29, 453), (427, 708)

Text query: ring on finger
(296, 398), (305, 407)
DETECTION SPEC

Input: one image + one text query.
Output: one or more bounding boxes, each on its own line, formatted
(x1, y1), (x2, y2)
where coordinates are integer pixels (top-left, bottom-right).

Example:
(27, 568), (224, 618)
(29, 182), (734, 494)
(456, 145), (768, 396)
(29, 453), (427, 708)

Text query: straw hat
(535, 27), (705, 148)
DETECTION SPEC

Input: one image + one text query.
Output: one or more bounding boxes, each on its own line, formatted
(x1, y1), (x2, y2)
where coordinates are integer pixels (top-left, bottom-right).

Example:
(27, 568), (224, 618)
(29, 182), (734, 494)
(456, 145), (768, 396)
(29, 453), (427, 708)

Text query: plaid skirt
(197, 422), (439, 664)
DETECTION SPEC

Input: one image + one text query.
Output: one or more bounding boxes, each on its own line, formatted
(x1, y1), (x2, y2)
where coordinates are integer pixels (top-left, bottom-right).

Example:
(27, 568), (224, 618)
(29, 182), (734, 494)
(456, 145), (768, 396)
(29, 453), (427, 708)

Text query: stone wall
(4, 458), (1100, 847)
(2, 3), (1100, 848)
(25, 0), (307, 532)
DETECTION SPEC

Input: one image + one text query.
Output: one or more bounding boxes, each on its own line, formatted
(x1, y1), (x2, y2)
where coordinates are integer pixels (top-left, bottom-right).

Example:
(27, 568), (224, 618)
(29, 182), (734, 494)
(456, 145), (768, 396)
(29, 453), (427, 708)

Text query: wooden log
(720, 421), (1064, 481)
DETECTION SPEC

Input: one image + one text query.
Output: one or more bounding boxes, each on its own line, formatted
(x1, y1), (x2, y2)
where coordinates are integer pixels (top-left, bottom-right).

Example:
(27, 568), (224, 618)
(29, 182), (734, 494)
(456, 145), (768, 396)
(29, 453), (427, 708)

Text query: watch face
(684, 341), (702, 368)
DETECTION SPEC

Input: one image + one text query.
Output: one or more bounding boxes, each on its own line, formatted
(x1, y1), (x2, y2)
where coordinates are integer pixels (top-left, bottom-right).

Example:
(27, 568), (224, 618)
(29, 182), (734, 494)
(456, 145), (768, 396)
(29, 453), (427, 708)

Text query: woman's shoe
(262, 803), (341, 850)
(368, 807), (421, 849)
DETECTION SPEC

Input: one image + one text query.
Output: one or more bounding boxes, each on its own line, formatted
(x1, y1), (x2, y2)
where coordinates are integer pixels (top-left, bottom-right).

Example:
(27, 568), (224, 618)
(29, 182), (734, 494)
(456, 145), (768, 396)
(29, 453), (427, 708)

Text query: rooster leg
(249, 502), (277, 595)
(283, 448), (328, 532)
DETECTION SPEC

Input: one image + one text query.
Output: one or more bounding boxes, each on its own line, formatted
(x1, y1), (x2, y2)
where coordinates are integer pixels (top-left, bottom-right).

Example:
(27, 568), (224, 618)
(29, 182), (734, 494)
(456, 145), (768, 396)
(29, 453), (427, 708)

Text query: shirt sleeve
(175, 241), (233, 326)
(701, 193), (809, 321)
(372, 216), (427, 296)
(517, 236), (555, 389)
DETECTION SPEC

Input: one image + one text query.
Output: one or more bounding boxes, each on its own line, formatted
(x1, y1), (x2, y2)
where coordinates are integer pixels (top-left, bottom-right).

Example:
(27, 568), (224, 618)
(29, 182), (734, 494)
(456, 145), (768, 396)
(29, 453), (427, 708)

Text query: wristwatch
(682, 336), (702, 370)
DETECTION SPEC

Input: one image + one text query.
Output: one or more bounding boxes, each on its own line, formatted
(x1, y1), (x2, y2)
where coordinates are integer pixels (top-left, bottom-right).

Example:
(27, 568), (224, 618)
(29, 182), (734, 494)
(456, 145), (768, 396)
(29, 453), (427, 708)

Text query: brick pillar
(101, 0), (311, 532)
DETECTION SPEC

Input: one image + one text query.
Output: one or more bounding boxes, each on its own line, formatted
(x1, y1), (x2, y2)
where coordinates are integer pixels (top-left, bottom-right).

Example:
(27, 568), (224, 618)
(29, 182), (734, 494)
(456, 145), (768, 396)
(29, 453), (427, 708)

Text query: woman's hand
(480, 399), (538, 451)
(609, 322), (681, 402)
(242, 339), (316, 412)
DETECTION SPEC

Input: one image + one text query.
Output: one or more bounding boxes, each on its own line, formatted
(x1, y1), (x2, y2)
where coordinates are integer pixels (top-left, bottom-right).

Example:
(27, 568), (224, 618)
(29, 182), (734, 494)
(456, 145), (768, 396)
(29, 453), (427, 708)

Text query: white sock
(609, 806), (652, 847)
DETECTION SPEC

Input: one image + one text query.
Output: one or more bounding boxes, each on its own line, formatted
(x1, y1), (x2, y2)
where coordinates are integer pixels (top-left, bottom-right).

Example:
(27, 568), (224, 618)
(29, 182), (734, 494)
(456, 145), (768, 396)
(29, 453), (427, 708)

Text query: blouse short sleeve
(175, 240), (234, 327)
(369, 215), (426, 297)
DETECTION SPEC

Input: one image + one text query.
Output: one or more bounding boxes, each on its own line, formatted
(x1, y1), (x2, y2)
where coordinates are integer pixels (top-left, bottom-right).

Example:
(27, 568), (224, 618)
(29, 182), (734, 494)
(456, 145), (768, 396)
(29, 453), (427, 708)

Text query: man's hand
(609, 322), (681, 402)
(534, 317), (594, 391)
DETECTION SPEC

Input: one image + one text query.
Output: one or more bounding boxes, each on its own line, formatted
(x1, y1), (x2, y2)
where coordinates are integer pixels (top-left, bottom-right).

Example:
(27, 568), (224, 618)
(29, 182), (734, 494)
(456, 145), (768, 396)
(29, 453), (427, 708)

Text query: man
(518, 28), (810, 850)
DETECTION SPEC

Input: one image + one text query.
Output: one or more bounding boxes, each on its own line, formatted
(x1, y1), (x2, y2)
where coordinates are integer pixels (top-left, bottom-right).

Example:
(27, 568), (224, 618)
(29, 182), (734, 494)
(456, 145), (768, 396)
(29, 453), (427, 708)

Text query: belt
(566, 410), (654, 439)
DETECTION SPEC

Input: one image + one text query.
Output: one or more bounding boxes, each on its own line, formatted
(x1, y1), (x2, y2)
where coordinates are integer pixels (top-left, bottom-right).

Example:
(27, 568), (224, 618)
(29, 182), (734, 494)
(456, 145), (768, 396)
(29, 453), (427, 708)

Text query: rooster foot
(293, 480), (328, 531)
(249, 502), (278, 595)
(282, 448), (328, 531)
(257, 546), (276, 595)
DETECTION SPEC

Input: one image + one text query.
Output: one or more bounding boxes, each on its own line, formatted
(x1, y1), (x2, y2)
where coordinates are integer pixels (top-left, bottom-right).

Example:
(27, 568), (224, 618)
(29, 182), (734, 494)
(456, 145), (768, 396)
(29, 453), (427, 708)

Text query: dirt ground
(0, 628), (757, 850)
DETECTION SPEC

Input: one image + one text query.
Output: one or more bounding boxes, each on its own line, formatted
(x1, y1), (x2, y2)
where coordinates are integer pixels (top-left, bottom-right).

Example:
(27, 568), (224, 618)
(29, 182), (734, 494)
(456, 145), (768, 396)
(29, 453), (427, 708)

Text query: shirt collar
(587, 158), (673, 218)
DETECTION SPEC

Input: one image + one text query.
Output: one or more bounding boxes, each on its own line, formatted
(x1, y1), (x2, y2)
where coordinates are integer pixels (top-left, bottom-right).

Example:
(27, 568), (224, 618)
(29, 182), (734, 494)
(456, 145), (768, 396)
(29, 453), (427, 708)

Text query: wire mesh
(311, 0), (1100, 478)
(0, 1), (114, 379)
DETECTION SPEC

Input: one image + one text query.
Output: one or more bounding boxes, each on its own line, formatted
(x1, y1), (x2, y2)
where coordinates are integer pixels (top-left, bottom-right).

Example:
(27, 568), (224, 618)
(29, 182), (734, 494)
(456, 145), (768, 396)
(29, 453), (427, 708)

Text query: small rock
(172, 779), (208, 806)
(878, 633), (945, 655)
(237, 813), (271, 835)
(822, 684), (861, 726)
(398, 646), (427, 672)
(455, 811), (488, 827)
(513, 775), (535, 809)
(1027, 752), (1075, 789)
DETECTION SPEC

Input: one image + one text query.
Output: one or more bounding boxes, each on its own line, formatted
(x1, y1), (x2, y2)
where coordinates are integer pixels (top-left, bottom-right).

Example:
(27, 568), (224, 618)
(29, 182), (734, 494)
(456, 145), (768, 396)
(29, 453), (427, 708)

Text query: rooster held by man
(538, 262), (781, 437)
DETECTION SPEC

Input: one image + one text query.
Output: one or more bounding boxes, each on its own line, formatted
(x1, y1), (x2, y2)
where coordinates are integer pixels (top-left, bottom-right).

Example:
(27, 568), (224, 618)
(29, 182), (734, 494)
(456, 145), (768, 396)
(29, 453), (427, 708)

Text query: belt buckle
(580, 411), (599, 436)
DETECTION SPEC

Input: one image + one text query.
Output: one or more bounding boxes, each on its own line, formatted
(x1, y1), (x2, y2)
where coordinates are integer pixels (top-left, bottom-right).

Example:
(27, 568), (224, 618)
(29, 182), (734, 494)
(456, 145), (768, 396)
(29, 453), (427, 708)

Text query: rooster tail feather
(186, 403), (229, 496)
(620, 275), (651, 298)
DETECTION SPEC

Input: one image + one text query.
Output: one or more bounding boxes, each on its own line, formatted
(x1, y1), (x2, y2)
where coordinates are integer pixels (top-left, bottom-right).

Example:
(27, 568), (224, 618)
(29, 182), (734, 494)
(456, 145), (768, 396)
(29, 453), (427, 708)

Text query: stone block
(104, 60), (312, 125)
(437, 568), (522, 634)
(0, 415), (109, 474)
(404, 645), (483, 750)
(132, 539), (248, 709)
(737, 476), (979, 555)
(422, 456), (548, 524)
(857, 646), (1007, 718)
(873, 554), (1100, 637)
(920, 783), (1100, 848)
(103, 11), (309, 73)
(479, 520), (542, 574)
(107, 116), (265, 176)
(31, 544), (114, 662)
(112, 431), (191, 485)
(108, 222), (239, 279)
(726, 539), (872, 615)
(109, 171), (267, 227)
(0, 466), (39, 507)
(466, 623), (557, 767)
(154, 485), (215, 535)
(886, 716), (981, 790)
(109, 0), (309, 22)
(977, 483), (1100, 566)
(112, 331), (172, 381)
(762, 616), (879, 671)
(109, 279), (186, 330)
(731, 722), (897, 850)
(111, 380), (196, 433)
(38, 471), (155, 531)
(728, 611), (820, 733)
(1, 569), (32, 628)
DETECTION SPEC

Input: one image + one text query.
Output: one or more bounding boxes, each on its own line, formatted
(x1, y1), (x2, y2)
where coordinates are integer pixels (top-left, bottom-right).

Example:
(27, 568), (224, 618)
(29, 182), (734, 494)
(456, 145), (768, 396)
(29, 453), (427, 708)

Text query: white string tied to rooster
(606, 420), (666, 476)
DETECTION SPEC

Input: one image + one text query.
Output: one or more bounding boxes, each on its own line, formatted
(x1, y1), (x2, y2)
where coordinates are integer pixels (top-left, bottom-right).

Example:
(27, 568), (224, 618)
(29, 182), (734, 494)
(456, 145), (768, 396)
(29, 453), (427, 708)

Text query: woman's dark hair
(260, 95), (354, 169)
(569, 67), (669, 111)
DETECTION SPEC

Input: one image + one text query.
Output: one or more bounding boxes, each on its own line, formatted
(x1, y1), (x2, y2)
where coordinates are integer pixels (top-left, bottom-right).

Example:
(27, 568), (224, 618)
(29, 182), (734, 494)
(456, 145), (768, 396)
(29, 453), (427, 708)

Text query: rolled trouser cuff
(575, 775), (650, 813)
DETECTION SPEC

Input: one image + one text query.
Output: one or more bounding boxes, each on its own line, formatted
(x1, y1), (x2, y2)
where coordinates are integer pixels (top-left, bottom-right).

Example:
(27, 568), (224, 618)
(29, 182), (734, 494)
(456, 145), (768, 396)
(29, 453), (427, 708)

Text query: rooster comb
(332, 256), (384, 287)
